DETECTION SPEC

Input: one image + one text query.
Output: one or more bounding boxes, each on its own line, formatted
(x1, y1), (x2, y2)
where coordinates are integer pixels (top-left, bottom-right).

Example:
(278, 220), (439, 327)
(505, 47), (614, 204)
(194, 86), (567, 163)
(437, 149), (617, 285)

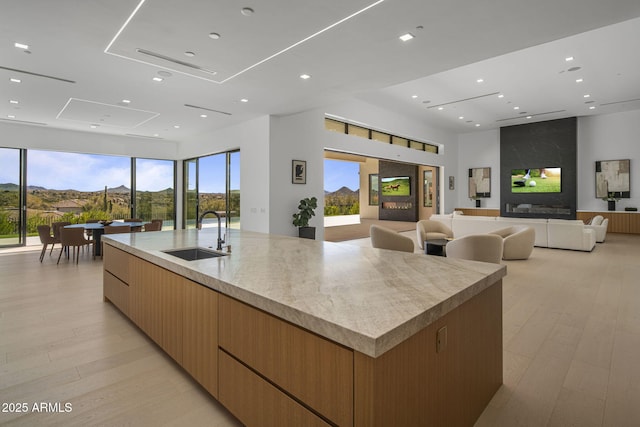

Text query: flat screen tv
(381, 176), (410, 196)
(511, 168), (561, 193)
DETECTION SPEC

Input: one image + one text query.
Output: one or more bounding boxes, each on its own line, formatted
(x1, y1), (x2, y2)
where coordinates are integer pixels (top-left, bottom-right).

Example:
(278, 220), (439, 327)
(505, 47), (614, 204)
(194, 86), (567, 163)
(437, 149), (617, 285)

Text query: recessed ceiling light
(90, 125), (98, 129)
(174, 125), (180, 128)
(241, 7), (254, 16)
(583, 94), (590, 98)
(200, 114), (207, 118)
(240, 98), (249, 103)
(153, 133), (160, 137)
(14, 42), (29, 50)
(589, 106), (596, 110)
(209, 32), (221, 39)
(8, 115), (16, 119)
(437, 107), (444, 111)
(514, 106), (520, 110)
(10, 78), (21, 83)
(565, 56), (574, 62)
(476, 78), (484, 83)
(576, 78), (583, 83)
(411, 95), (418, 99)
(475, 123), (481, 127)
(399, 33), (414, 42)
(498, 94), (504, 98)
(526, 116), (532, 119)
(300, 74), (311, 80)
(152, 77), (163, 82)
(184, 51), (195, 57)
(458, 116), (464, 120)
(9, 100), (19, 104)
(122, 99), (131, 103)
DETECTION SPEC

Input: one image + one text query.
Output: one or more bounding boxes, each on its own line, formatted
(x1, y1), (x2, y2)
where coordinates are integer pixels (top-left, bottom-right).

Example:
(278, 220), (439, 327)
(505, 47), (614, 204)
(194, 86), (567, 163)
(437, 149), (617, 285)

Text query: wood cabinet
(455, 208), (500, 217)
(219, 351), (331, 427)
(103, 245), (218, 398)
(219, 295), (353, 426)
(576, 211), (640, 234)
(104, 244), (503, 427)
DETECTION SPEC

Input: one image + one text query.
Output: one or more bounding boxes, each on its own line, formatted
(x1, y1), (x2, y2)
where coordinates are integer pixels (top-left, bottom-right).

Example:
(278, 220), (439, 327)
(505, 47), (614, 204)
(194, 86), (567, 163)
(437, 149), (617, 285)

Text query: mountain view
(324, 186), (359, 216)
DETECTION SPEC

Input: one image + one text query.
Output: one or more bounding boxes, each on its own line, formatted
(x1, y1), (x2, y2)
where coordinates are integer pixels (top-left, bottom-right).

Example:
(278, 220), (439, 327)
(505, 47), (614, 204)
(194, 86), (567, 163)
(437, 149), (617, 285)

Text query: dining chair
(143, 221), (162, 232)
(37, 225), (56, 262)
(51, 221), (71, 255)
(57, 227), (94, 264)
(151, 219), (163, 229)
(124, 218), (143, 232)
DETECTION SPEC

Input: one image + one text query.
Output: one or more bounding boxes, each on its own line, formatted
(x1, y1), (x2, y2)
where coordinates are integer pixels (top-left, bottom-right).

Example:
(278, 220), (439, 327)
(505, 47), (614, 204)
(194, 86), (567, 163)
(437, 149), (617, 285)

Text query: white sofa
(584, 215), (609, 243)
(429, 213), (595, 252)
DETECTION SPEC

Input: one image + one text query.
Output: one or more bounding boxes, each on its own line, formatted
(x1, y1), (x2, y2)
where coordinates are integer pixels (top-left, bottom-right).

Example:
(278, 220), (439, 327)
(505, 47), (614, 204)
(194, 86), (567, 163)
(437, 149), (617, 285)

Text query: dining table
(64, 222), (144, 257)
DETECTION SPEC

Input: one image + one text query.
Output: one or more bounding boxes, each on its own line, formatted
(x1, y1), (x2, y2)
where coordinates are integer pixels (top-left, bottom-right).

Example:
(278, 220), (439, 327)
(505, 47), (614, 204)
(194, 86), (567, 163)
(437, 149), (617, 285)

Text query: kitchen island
(102, 228), (506, 427)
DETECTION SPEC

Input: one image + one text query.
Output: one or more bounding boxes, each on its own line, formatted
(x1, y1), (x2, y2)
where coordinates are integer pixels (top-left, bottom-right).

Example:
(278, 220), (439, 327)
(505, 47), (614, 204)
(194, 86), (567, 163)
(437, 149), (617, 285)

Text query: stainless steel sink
(162, 247), (227, 261)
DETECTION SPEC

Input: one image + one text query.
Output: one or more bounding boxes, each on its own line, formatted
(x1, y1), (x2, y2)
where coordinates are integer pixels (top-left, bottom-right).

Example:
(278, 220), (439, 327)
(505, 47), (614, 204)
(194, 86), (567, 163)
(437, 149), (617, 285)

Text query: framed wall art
(595, 159), (630, 198)
(468, 167), (491, 198)
(292, 160), (306, 184)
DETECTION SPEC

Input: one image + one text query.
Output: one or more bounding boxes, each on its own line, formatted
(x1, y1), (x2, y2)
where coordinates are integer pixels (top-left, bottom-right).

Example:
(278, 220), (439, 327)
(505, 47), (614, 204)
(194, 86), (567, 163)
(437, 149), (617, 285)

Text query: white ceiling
(2, 0), (640, 144)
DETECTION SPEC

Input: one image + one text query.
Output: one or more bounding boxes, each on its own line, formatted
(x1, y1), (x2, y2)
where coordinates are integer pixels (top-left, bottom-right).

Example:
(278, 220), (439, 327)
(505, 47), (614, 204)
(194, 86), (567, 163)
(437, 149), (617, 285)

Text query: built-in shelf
(505, 203), (571, 216)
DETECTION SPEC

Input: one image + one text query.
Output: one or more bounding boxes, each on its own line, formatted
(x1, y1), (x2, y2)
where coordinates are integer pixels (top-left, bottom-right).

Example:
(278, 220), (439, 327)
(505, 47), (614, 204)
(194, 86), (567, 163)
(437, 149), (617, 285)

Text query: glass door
(184, 159), (198, 229)
(0, 148), (25, 247)
(135, 158), (176, 229)
(228, 150), (240, 229)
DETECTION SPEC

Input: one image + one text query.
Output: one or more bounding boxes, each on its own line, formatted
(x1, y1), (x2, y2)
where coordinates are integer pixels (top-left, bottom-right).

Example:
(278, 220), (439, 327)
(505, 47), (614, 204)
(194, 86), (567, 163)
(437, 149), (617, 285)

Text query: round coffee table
(424, 239), (450, 256)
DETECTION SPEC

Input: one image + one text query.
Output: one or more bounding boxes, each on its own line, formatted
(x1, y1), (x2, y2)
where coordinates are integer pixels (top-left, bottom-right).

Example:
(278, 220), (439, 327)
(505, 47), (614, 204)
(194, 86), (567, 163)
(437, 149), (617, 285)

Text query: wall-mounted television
(381, 176), (410, 196)
(511, 168), (561, 193)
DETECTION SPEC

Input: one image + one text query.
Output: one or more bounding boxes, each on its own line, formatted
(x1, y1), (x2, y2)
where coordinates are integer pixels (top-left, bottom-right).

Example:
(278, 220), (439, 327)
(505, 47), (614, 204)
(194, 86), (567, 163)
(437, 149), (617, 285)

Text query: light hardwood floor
(1, 234), (639, 426)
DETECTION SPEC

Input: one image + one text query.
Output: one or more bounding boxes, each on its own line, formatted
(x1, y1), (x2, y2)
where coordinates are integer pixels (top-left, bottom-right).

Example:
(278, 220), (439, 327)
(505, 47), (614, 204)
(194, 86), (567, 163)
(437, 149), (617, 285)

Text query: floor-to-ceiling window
(0, 148), (177, 247)
(183, 150), (240, 230)
(27, 150), (132, 227)
(134, 158), (176, 229)
(0, 148), (25, 247)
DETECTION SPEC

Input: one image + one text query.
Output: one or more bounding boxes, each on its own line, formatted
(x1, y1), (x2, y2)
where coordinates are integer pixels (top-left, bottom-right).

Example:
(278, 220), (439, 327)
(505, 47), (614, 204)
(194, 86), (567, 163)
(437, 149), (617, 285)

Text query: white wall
(457, 129), (501, 210)
(0, 122), (179, 159)
(578, 110), (640, 211)
(457, 109), (640, 213)
(179, 116), (271, 233)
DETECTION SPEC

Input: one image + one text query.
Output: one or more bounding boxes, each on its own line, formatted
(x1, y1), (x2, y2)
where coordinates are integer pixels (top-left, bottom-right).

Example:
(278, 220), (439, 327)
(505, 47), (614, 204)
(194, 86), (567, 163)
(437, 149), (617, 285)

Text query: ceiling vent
(136, 49), (217, 76)
(426, 92), (501, 109)
(495, 110), (566, 122)
(0, 118), (48, 126)
(0, 66), (75, 83)
(600, 98), (640, 106)
(184, 104), (232, 116)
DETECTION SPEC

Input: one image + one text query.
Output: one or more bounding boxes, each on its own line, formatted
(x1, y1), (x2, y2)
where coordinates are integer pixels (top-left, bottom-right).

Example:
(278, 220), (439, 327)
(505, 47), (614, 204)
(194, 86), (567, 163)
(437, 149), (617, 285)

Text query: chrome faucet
(197, 210), (225, 251)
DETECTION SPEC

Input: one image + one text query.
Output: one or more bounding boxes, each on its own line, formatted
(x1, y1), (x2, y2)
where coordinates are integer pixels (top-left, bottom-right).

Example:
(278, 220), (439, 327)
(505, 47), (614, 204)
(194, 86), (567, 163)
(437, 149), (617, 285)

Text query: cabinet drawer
(219, 350), (331, 427)
(103, 244), (131, 283)
(103, 271), (129, 315)
(219, 295), (353, 427)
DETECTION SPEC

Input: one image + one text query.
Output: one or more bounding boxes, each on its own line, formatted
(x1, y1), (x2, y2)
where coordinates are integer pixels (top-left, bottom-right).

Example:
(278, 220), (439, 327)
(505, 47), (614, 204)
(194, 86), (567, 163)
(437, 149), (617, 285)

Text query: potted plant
(603, 192), (620, 211)
(292, 196), (318, 239)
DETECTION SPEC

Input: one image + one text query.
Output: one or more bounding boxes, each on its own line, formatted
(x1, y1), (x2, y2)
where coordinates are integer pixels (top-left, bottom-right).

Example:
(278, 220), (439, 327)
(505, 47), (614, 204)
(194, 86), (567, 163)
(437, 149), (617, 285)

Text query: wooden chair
(57, 227), (93, 264)
(37, 225), (56, 262)
(124, 218), (143, 232)
(50, 221), (71, 255)
(151, 219), (163, 229)
(143, 221), (162, 232)
(370, 225), (415, 253)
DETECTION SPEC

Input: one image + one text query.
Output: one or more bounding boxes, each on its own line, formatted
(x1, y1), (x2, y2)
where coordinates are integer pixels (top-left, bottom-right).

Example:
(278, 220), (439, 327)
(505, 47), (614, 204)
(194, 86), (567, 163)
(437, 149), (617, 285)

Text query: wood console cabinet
(576, 211), (640, 234)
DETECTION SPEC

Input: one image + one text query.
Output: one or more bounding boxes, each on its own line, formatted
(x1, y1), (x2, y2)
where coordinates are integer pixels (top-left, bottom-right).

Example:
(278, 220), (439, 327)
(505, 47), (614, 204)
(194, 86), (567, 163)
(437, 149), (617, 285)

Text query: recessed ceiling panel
(105, 0), (382, 83)
(57, 98), (159, 127)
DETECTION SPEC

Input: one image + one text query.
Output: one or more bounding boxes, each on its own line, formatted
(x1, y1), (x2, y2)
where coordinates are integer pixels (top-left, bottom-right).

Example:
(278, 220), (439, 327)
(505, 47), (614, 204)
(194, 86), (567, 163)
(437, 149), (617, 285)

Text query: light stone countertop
(103, 229), (506, 358)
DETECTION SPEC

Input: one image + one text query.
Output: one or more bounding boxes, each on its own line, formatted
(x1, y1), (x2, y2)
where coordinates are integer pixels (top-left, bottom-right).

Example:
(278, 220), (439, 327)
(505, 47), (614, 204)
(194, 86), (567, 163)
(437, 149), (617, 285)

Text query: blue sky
(324, 159), (359, 192)
(1, 149), (352, 194)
